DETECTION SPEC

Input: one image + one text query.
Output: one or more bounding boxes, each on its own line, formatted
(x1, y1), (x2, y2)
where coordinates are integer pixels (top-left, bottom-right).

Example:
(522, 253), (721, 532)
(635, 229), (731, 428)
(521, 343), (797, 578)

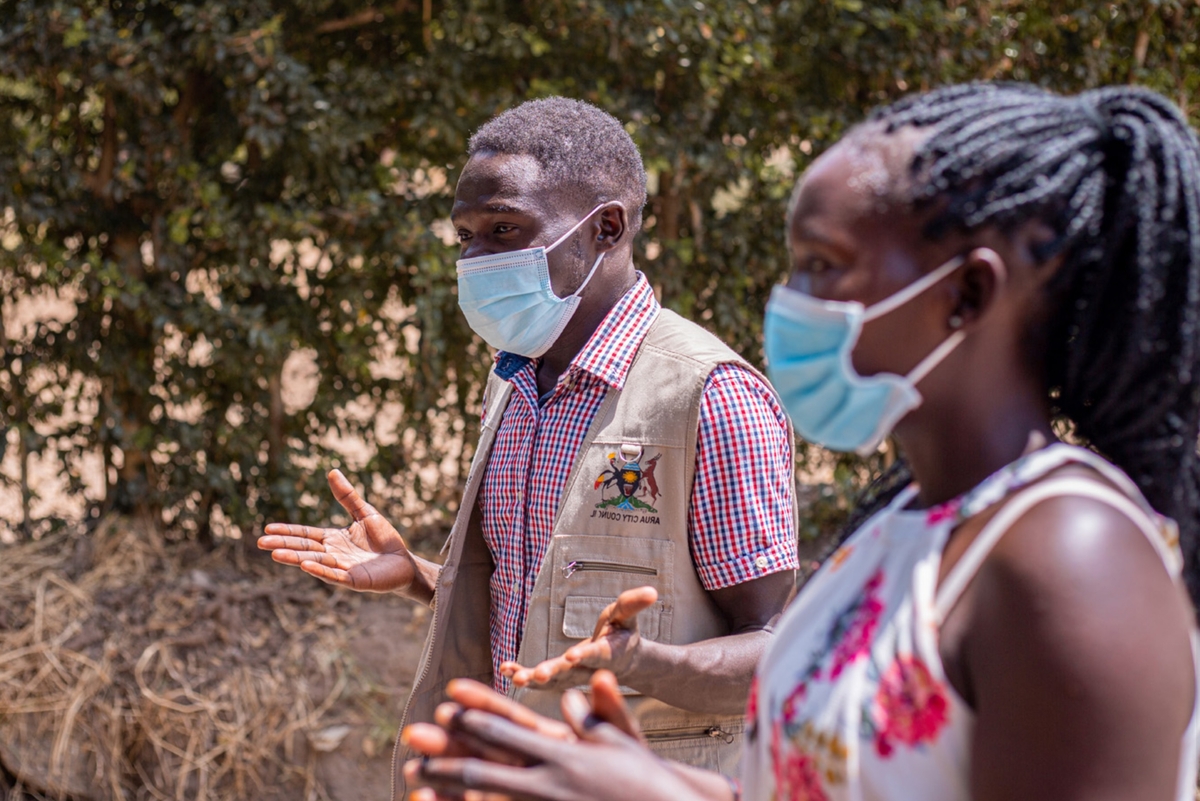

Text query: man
(258, 97), (797, 793)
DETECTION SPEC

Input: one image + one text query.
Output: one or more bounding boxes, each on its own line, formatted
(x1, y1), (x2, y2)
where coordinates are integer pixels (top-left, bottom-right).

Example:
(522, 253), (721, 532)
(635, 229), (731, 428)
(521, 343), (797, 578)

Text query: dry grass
(0, 515), (390, 801)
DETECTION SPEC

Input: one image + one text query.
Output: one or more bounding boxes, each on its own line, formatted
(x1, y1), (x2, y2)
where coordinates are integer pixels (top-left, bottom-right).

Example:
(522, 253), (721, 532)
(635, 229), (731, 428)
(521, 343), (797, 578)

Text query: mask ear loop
(545, 202), (611, 300)
(861, 255), (967, 323)
(906, 329), (967, 386)
(545, 203), (610, 253)
(570, 253), (606, 299)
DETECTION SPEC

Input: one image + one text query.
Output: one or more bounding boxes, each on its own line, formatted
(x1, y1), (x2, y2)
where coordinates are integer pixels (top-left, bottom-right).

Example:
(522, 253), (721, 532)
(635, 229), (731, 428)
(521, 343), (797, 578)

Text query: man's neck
(535, 268), (637, 396)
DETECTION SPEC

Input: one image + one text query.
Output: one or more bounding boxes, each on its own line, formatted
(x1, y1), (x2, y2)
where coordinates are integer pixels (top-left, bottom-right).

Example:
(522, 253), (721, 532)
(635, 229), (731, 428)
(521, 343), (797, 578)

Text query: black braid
(848, 83), (1200, 603)
(835, 459), (914, 552)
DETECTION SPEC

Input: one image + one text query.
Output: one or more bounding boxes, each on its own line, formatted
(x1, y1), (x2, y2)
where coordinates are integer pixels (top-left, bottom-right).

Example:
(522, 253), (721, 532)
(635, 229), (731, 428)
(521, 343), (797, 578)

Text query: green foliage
(2, 0), (1199, 543)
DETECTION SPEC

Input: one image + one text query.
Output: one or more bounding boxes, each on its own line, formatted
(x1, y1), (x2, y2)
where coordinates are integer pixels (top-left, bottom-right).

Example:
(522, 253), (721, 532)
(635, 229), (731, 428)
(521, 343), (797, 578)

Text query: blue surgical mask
(456, 204), (607, 358)
(763, 255), (967, 456)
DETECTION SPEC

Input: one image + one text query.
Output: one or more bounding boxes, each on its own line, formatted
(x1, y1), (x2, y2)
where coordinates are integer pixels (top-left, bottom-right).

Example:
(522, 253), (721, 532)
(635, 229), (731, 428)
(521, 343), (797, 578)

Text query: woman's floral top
(742, 444), (1197, 801)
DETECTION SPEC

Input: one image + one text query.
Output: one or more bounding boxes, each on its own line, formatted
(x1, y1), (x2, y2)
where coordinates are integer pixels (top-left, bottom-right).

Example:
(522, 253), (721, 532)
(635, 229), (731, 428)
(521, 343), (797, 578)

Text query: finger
(410, 789), (502, 801)
(560, 690), (594, 736)
(414, 756), (550, 800)
(260, 524), (330, 544)
(446, 680), (574, 739)
(403, 786), (441, 801)
(449, 709), (563, 764)
(510, 655), (577, 687)
(328, 469), (382, 523)
(561, 639), (614, 667)
(410, 786), (510, 801)
(403, 723), (456, 757)
(268, 548), (338, 567)
(404, 762), (469, 801)
(591, 586), (657, 640)
(257, 534), (329, 554)
(561, 689), (638, 749)
(430, 706), (535, 767)
(267, 549), (304, 567)
(298, 559), (353, 587)
(497, 661), (524, 678)
(407, 720), (522, 766)
(589, 671), (642, 740)
(271, 549), (339, 568)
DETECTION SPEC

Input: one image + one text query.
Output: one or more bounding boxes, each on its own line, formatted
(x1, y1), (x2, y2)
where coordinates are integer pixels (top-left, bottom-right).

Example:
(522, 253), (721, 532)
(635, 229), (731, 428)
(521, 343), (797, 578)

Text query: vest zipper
(645, 725), (736, 744)
(561, 560), (658, 579)
(392, 591), (439, 801)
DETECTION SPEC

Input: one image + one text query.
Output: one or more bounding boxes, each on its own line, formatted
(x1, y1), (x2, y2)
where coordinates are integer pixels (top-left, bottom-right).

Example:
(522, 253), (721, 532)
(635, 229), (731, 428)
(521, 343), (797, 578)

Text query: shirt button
(754, 555), (769, 569)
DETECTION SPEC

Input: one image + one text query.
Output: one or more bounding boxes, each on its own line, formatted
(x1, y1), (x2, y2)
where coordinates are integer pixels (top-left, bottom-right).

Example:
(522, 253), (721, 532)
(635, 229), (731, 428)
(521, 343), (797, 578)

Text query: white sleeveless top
(743, 444), (1199, 801)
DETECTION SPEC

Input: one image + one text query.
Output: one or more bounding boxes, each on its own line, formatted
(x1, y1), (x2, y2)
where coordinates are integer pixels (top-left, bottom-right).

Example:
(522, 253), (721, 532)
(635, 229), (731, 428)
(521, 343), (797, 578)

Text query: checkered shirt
(479, 273), (797, 692)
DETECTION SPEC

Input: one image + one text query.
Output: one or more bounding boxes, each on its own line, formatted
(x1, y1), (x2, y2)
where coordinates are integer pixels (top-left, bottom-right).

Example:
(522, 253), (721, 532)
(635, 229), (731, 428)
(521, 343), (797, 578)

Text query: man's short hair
(468, 97), (648, 234)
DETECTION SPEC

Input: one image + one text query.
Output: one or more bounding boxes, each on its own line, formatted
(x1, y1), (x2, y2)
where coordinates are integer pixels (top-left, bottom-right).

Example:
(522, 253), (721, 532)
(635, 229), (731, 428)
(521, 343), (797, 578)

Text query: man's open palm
(258, 469), (416, 593)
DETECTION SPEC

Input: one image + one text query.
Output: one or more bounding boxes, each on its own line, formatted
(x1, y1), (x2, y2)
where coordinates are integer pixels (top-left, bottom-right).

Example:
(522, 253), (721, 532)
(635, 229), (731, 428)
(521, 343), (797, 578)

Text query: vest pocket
(643, 721), (745, 776)
(562, 594), (664, 642)
(549, 535), (674, 649)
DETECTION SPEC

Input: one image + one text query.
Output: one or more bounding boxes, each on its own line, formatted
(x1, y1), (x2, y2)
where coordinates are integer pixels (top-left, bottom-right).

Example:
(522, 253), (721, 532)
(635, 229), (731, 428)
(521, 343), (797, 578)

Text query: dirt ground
(0, 515), (435, 801)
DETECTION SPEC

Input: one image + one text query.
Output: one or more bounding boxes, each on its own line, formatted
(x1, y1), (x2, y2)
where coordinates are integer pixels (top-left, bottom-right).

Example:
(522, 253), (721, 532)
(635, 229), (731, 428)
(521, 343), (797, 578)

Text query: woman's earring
(947, 314), (964, 330)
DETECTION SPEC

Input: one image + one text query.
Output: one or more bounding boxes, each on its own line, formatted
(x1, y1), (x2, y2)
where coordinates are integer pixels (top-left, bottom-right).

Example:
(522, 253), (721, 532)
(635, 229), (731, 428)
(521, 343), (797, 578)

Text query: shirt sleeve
(688, 363), (798, 590)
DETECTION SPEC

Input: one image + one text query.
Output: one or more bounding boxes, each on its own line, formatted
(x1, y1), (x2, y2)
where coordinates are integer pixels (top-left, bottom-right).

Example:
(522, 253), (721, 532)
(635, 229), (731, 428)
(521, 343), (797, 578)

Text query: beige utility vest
(393, 309), (791, 797)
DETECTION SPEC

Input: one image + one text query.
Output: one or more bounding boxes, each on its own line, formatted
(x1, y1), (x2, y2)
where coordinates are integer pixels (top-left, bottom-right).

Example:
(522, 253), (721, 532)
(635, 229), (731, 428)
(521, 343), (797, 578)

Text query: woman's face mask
(456, 204), (607, 358)
(763, 254), (967, 455)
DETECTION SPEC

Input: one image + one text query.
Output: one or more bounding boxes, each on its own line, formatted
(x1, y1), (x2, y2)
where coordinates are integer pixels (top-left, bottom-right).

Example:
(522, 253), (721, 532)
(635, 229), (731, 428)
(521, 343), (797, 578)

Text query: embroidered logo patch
(592, 443), (662, 523)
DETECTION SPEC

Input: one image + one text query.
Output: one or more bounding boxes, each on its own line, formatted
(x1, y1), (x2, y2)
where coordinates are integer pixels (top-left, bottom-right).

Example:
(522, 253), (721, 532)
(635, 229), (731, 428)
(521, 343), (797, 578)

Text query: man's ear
(595, 202), (628, 251)
(948, 247), (1008, 330)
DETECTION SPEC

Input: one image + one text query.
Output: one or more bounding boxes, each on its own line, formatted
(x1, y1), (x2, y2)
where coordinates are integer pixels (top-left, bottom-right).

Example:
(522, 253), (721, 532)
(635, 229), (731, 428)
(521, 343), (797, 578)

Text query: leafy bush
(2, 0), (1197, 545)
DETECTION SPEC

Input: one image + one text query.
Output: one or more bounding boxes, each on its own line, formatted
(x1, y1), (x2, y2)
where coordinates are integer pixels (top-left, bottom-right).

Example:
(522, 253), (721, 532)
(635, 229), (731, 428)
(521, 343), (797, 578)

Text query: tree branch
(85, 90), (118, 201)
(317, 8), (385, 33)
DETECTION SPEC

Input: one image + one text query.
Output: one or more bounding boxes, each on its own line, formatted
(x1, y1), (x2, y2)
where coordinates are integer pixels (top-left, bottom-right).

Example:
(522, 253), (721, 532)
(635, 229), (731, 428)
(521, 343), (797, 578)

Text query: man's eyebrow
(483, 203), (526, 214)
(450, 202), (531, 222)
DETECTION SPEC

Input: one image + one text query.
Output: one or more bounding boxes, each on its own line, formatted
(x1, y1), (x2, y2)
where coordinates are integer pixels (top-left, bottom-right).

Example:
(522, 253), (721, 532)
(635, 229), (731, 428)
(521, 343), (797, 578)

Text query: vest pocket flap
(561, 594), (663, 642)
(562, 595), (615, 639)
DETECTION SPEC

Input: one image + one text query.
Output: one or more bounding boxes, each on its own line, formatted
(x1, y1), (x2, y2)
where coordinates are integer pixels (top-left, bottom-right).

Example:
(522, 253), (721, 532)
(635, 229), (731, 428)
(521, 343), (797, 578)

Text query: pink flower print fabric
(746, 444), (1190, 801)
(865, 656), (950, 757)
(828, 570), (885, 679)
(924, 499), (960, 526)
(771, 721), (832, 801)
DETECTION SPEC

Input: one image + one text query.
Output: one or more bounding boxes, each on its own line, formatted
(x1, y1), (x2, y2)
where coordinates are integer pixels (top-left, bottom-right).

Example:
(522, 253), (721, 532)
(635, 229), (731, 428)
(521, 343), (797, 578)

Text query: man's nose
(461, 240), (529, 261)
(460, 241), (496, 260)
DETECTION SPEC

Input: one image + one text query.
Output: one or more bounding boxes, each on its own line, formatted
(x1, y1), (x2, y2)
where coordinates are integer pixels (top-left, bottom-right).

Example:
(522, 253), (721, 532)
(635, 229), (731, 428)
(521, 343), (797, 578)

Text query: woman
(405, 82), (1200, 801)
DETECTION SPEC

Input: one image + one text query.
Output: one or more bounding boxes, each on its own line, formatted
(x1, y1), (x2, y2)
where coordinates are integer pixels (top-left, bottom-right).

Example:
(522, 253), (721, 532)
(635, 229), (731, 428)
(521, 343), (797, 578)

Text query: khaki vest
(393, 309), (792, 798)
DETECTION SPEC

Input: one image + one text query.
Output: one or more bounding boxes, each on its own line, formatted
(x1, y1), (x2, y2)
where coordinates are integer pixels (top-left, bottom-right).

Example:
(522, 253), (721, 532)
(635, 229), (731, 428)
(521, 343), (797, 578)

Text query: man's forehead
(453, 151), (554, 213)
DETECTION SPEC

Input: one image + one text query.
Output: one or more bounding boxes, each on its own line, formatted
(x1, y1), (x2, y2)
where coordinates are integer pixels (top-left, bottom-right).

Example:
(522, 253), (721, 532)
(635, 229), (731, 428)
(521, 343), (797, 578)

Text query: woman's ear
(595, 202), (627, 250)
(948, 247), (1008, 330)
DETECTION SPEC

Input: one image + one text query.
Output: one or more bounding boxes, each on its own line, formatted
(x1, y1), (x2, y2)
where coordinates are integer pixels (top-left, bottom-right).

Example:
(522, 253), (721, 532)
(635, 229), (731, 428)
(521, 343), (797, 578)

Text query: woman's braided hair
(842, 83), (1200, 602)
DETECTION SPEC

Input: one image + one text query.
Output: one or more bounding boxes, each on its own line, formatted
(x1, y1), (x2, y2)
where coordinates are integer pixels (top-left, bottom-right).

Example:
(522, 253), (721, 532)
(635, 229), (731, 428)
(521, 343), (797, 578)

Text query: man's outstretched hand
(499, 586), (658, 690)
(258, 469), (420, 595)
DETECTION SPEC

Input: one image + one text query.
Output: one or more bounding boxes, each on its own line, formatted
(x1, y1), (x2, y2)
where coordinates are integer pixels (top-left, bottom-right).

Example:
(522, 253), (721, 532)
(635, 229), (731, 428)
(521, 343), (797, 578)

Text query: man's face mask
(456, 204), (607, 358)
(763, 254), (968, 455)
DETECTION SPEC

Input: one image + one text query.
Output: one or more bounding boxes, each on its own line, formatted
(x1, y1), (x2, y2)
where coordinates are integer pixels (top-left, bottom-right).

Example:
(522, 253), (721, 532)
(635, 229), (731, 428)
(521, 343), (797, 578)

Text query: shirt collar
(493, 272), (660, 390)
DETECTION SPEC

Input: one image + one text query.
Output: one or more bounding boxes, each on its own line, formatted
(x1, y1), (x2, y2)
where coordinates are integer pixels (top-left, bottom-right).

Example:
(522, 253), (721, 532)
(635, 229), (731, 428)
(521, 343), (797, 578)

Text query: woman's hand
(405, 671), (706, 801)
(499, 587), (658, 690)
(403, 671), (642, 758)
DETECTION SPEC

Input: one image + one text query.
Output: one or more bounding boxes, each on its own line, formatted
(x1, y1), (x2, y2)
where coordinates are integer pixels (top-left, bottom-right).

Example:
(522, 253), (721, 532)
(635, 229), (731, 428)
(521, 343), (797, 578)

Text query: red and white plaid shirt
(479, 274), (797, 692)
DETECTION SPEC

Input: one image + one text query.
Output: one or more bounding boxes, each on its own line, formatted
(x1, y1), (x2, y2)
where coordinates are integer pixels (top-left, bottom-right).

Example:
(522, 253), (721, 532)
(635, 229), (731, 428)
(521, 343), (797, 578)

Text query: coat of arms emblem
(593, 443), (661, 513)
